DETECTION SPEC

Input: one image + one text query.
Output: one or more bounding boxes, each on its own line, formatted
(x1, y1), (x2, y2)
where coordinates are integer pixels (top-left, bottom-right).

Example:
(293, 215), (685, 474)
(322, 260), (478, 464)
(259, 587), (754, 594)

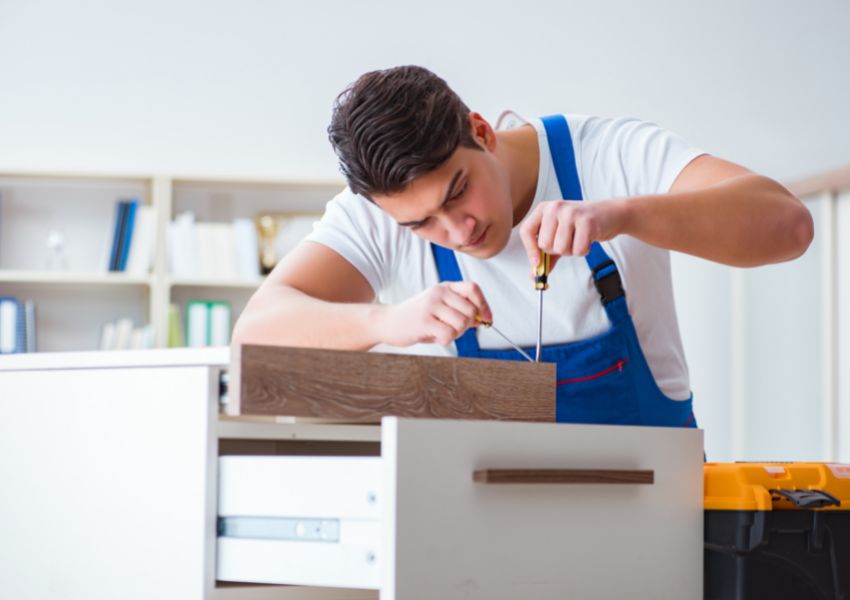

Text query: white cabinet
(0, 349), (704, 599)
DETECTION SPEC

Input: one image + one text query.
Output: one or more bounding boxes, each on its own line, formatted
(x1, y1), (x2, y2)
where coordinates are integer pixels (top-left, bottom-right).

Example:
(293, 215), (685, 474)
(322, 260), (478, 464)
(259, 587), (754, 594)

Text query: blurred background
(1, 0), (848, 461)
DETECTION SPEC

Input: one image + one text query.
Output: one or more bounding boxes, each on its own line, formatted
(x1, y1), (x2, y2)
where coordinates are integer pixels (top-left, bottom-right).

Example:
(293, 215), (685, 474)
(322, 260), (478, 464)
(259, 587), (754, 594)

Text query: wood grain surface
(230, 344), (555, 422)
(472, 468), (655, 484)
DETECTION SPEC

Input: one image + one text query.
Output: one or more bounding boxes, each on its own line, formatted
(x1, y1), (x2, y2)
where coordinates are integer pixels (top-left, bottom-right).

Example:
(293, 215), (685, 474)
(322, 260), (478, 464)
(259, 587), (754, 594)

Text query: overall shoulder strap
(540, 115), (627, 321)
(429, 243), (481, 355)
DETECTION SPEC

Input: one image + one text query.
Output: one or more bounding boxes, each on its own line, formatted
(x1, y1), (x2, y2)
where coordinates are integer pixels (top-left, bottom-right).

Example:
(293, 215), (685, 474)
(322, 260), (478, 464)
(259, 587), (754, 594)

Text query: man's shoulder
(324, 187), (398, 226)
(314, 185), (422, 250)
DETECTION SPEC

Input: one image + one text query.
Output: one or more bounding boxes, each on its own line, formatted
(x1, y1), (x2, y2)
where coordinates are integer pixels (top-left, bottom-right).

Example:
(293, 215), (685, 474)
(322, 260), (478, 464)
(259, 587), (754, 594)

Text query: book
(108, 201), (128, 272)
(100, 322), (116, 351)
(127, 324), (155, 349)
(14, 298), (25, 353)
(233, 218), (260, 279)
(169, 211), (197, 278)
(209, 301), (231, 346)
(185, 300), (232, 347)
(214, 224), (238, 280)
(117, 200), (139, 272)
(100, 318), (155, 351)
(167, 303), (185, 348)
(195, 222), (236, 280)
(113, 317), (134, 350)
(0, 296), (21, 354)
(186, 300), (209, 348)
(125, 205), (156, 276)
(23, 300), (36, 353)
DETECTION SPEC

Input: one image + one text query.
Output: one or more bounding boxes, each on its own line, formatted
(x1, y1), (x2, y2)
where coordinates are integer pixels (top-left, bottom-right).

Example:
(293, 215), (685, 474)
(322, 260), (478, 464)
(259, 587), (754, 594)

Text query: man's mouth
(463, 227), (488, 249)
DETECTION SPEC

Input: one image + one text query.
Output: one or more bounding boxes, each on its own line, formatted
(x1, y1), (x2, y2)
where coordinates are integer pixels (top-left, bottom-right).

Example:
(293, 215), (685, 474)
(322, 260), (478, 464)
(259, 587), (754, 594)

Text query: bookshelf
(0, 172), (343, 352)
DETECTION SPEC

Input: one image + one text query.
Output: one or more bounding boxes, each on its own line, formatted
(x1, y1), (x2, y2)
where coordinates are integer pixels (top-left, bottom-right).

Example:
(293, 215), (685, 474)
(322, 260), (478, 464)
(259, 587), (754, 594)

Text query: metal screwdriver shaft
(475, 316), (534, 363)
(534, 251), (551, 362)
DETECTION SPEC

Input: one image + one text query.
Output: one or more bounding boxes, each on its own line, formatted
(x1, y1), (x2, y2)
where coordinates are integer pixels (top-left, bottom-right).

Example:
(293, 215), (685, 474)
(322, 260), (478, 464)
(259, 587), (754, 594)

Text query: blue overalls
(430, 114), (697, 428)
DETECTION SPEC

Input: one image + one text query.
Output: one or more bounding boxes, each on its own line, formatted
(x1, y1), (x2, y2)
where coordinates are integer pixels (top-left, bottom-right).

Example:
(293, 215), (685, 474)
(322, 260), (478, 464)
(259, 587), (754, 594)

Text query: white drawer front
(217, 456), (381, 589)
(382, 418), (704, 600)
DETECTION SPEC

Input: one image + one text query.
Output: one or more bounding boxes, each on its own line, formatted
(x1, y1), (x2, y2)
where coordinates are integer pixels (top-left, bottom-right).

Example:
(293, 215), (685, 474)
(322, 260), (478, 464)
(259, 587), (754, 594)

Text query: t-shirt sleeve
(303, 189), (398, 295)
(576, 116), (705, 197)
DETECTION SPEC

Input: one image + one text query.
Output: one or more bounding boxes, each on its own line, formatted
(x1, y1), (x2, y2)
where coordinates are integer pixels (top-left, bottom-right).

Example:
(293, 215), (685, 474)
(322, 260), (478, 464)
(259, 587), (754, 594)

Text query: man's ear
(468, 112), (497, 151)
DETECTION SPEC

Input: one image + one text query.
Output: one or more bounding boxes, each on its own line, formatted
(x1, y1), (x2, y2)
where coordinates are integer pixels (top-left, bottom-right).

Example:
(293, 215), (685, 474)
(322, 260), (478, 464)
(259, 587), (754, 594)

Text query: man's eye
(409, 218), (430, 231)
(449, 181), (468, 202)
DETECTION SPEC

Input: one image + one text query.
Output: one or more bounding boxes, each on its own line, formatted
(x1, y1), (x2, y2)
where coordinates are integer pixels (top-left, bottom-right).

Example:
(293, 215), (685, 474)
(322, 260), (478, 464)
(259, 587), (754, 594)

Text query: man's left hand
(519, 199), (628, 272)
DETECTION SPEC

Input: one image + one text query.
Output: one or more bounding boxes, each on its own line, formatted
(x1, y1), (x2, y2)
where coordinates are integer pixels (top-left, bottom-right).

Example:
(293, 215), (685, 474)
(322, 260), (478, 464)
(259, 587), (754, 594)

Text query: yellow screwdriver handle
(534, 251), (551, 291)
(474, 315), (492, 328)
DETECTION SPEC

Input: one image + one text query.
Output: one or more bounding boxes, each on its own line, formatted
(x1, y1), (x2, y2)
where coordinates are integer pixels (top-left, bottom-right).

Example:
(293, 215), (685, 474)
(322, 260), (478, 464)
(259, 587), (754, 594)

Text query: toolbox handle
(769, 488), (841, 508)
(472, 468), (654, 484)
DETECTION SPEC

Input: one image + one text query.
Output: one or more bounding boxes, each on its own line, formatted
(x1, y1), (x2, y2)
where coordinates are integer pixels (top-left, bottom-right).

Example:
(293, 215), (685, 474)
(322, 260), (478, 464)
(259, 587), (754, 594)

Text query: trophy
(255, 214), (279, 275)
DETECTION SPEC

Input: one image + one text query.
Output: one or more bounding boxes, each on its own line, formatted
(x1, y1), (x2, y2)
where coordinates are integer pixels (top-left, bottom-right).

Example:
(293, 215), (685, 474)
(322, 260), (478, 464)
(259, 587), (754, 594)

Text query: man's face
(372, 142), (514, 258)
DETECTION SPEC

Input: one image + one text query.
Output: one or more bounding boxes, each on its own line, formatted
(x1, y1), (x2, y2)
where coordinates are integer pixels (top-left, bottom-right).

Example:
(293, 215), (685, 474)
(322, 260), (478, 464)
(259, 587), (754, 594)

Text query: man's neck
(495, 124), (540, 227)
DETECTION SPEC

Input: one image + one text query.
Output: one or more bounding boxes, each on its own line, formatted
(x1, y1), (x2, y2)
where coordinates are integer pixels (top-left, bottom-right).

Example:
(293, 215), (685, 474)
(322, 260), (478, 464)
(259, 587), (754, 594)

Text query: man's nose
(444, 213), (475, 247)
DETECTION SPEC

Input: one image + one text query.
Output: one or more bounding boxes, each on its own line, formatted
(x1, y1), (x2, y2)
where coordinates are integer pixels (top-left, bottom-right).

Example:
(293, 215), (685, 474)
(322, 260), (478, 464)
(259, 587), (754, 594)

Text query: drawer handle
(472, 468), (654, 484)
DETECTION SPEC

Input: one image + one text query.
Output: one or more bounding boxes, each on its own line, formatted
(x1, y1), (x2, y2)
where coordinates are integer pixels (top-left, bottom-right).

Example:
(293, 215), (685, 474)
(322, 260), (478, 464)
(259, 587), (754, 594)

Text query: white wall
(2, 0), (848, 460)
(2, 0), (849, 180)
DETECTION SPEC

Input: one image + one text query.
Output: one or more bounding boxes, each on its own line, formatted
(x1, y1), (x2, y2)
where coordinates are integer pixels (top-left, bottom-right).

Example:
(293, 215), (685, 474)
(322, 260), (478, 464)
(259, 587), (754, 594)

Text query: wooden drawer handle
(472, 468), (654, 485)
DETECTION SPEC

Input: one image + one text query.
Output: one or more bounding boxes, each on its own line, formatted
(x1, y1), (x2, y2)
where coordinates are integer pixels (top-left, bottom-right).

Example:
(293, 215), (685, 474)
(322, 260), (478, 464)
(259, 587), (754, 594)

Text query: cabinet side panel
(0, 366), (215, 600)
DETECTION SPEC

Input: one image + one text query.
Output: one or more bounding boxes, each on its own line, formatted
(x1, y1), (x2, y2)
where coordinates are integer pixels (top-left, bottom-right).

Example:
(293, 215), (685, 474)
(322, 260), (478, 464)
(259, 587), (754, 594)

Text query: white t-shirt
(305, 114), (704, 400)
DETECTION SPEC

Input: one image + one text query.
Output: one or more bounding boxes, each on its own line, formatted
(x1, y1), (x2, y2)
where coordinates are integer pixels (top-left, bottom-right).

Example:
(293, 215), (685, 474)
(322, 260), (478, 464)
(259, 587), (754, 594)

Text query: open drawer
(217, 456), (382, 589)
(216, 417), (703, 600)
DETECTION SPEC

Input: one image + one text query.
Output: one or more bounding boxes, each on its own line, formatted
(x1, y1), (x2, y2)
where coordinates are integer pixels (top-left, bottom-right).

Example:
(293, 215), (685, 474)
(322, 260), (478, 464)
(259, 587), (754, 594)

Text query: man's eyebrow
(398, 169), (464, 227)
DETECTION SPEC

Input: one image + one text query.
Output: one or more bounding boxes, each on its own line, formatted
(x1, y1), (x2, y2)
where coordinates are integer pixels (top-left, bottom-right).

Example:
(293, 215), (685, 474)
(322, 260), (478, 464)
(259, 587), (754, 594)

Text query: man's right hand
(373, 281), (492, 347)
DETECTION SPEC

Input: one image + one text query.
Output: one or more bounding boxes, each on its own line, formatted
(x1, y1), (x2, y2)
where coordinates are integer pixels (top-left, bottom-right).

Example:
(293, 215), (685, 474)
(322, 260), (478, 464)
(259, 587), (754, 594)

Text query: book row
(0, 296), (36, 354)
(169, 212), (317, 280)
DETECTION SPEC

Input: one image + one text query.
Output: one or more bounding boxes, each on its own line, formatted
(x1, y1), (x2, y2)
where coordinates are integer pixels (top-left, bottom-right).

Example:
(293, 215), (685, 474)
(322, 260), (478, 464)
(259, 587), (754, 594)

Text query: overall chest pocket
(555, 353), (639, 425)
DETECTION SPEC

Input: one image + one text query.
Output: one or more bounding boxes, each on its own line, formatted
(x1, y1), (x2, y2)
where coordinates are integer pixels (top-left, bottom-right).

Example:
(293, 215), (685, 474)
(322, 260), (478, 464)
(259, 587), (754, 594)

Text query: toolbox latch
(769, 488), (841, 509)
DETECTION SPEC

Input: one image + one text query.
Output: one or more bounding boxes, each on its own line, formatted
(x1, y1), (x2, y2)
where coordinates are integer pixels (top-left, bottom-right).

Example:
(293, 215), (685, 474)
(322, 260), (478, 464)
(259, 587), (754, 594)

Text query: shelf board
(0, 270), (153, 287)
(167, 276), (264, 289)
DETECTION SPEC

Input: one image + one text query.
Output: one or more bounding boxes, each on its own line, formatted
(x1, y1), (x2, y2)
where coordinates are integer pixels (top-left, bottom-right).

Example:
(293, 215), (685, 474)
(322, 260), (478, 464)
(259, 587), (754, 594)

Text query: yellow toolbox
(704, 462), (850, 599)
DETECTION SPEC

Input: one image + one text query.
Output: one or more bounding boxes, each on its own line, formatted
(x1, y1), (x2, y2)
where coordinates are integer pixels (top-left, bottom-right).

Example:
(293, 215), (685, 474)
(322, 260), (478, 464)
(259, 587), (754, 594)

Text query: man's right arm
(231, 241), (492, 350)
(231, 241), (383, 350)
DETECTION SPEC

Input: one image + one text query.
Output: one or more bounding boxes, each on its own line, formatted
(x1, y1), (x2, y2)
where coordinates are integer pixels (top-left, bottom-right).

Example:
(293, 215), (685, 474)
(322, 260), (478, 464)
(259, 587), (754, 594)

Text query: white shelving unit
(0, 172), (344, 352)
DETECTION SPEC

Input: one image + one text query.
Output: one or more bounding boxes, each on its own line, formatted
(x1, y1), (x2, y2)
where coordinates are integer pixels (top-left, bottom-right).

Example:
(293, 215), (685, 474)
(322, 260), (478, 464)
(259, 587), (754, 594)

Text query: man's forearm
(621, 173), (814, 267)
(232, 284), (384, 351)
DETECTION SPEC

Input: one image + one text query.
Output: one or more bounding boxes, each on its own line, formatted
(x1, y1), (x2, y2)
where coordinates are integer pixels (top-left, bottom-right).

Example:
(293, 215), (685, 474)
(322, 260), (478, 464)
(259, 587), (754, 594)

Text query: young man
(233, 65), (812, 427)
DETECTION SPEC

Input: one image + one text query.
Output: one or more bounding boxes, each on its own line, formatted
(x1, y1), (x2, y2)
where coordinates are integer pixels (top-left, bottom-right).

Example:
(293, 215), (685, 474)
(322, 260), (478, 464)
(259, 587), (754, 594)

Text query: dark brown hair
(327, 65), (481, 200)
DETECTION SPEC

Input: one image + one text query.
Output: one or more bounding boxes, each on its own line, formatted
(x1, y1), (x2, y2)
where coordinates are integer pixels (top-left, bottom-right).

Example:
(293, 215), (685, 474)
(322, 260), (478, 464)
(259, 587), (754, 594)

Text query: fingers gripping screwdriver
(534, 251), (551, 362)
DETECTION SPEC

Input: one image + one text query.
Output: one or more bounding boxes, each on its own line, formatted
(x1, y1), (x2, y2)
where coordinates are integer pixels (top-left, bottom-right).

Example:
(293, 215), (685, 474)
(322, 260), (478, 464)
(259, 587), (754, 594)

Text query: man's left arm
(619, 155), (813, 267)
(523, 155), (814, 270)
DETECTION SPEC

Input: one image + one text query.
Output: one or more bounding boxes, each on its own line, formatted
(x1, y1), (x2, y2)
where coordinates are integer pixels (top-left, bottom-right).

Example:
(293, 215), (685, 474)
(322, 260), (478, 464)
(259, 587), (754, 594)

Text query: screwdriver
(475, 316), (534, 363)
(534, 250), (551, 362)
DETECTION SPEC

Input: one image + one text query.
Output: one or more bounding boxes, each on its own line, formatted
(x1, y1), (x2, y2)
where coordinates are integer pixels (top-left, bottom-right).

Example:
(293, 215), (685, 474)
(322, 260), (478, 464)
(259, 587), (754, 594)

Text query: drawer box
(218, 456), (382, 519)
(217, 456), (382, 589)
(216, 417), (704, 599)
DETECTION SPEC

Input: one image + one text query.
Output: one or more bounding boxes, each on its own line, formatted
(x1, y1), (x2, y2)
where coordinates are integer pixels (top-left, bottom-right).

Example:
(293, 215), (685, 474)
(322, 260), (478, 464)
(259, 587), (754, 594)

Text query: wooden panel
(218, 439), (380, 457)
(472, 468), (655, 484)
(230, 344), (555, 422)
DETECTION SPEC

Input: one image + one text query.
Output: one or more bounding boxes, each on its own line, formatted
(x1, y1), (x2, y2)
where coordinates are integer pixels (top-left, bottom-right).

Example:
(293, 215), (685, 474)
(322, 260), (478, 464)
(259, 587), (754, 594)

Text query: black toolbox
(704, 462), (850, 599)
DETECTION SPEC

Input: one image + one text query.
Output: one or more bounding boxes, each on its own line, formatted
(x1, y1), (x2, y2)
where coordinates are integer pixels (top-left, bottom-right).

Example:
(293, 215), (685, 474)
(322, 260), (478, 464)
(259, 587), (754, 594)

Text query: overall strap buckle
(592, 260), (625, 306)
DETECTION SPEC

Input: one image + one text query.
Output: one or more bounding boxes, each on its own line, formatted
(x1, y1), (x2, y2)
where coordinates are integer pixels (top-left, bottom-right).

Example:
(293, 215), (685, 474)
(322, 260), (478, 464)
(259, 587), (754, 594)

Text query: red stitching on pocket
(557, 359), (628, 386)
